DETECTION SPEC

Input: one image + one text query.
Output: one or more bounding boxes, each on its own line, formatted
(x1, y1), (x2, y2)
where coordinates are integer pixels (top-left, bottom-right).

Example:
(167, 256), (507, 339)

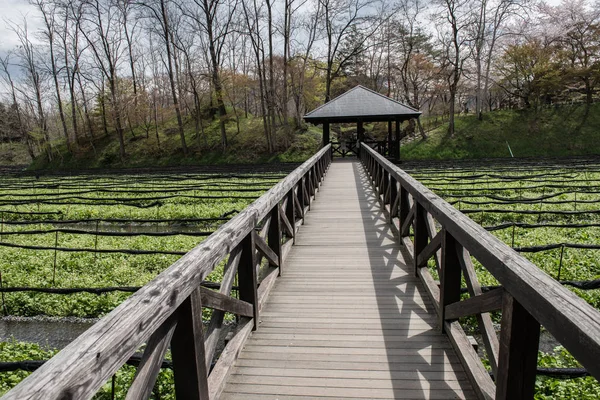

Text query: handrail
(360, 144), (600, 400)
(3, 144), (332, 400)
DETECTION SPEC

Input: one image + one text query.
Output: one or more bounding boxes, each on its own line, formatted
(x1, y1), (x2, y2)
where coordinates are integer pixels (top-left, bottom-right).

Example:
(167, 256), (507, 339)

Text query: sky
(0, 0), (567, 83)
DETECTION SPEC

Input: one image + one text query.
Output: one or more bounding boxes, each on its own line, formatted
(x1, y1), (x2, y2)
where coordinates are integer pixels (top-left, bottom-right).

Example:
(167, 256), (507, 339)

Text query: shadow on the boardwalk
(352, 162), (475, 399)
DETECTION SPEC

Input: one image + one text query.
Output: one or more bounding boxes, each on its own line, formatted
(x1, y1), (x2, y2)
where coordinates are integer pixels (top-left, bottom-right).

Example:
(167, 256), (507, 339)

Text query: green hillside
(27, 115), (322, 170)
(402, 104), (600, 160)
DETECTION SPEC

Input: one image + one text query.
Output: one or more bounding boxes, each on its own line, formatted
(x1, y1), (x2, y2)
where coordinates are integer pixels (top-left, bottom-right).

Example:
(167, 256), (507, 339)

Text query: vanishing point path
(221, 160), (475, 399)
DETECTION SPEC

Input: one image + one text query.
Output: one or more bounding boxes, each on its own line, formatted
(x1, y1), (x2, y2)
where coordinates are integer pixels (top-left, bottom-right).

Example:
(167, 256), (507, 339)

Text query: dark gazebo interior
(303, 85), (421, 160)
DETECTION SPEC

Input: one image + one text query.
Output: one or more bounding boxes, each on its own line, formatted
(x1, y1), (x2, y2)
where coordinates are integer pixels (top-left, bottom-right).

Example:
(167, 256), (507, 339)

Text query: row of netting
(0, 166), (297, 397)
(0, 168), (293, 318)
(404, 158), (600, 399)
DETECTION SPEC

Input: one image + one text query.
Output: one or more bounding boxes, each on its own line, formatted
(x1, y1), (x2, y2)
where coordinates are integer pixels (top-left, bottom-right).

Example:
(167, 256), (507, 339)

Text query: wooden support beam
(401, 204), (415, 237)
(425, 213), (442, 273)
(126, 315), (177, 400)
(290, 190), (304, 223)
(495, 292), (540, 400)
(444, 288), (504, 321)
(207, 318), (253, 400)
(200, 287), (253, 318)
(279, 204), (294, 239)
(171, 288), (209, 400)
(416, 229), (442, 268)
(457, 246), (500, 376)
(204, 246), (242, 370)
(253, 231), (279, 268)
(322, 122), (330, 146)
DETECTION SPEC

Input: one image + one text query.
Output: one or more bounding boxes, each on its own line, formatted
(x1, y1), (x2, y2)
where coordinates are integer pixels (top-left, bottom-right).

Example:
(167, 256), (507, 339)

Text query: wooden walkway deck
(221, 160), (475, 399)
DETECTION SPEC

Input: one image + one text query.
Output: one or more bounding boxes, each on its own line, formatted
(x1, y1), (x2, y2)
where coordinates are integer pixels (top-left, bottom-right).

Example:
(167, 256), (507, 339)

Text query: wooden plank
(495, 292), (540, 400)
(444, 288), (504, 321)
(230, 366), (468, 381)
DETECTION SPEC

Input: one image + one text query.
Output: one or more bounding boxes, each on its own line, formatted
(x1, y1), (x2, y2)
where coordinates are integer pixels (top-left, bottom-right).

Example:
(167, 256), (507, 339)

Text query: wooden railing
(3, 145), (332, 400)
(360, 144), (600, 400)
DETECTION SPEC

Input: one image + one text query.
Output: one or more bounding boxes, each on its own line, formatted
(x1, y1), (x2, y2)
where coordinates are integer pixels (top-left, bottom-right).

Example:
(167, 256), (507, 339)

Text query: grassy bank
(28, 116), (322, 170)
(402, 104), (600, 160)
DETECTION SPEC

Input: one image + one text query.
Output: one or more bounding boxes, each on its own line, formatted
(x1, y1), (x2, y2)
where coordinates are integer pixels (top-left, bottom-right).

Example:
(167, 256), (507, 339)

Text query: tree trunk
(161, 0), (187, 155)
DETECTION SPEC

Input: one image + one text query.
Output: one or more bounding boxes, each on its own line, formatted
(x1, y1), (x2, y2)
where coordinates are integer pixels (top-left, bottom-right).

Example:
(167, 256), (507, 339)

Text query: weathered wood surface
(220, 160), (475, 400)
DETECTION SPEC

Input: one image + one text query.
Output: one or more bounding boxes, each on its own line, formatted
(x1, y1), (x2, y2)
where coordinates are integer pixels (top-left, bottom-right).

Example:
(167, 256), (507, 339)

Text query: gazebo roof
(304, 85), (421, 124)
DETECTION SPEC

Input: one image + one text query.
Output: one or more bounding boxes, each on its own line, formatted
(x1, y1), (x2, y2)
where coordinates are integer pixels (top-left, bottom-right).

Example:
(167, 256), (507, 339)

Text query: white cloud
(0, 0), (42, 53)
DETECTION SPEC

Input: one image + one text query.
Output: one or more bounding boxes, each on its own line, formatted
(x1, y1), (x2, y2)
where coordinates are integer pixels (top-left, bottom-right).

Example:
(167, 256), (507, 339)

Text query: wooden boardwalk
(221, 160), (475, 399)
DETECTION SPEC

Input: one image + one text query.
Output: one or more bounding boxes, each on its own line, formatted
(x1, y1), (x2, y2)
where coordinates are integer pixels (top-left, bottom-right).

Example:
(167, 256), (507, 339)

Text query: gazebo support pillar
(323, 122), (330, 146)
(395, 119), (401, 161)
(357, 121), (364, 142)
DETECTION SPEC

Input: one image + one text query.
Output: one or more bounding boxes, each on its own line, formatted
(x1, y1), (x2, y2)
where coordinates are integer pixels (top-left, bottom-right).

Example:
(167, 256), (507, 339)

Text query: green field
(0, 159), (599, 398)
(0, 169), (293, 317)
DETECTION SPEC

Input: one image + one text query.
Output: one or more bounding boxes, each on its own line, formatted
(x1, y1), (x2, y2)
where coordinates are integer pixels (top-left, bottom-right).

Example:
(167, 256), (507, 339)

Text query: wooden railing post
(413, 203), (428, 276)
(285, 189), (296, 243)
(383, 171), (390, 205)
(238, 232), (259, 330)
(298, 178), (306, 221)
(171, 288), (210, 400)
(268, 205), (282, 275)
(389, 177), (398, 224)
(439, 229), (462, 331)
(495, 292), (540, 400)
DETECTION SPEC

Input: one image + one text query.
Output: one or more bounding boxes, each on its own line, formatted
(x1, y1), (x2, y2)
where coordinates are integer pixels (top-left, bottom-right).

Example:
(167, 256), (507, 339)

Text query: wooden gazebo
(304, 85), (421, 160)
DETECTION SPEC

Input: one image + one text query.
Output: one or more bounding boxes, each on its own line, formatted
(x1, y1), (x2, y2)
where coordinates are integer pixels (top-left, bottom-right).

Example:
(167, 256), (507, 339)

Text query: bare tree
(9, 19), (52, 160)
(319, 0), (383, 101)
(33, 0), (72, 150)
(138, 0), (188, 155)
(80, 0), (127, 158)
(435, 0), (473, 135)
(184, 0), (239, 150)
(0, 53), (36, 158)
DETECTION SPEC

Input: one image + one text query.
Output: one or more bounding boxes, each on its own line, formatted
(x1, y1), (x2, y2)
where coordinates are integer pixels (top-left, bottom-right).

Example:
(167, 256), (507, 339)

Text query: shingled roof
(304, 85), (421, 124)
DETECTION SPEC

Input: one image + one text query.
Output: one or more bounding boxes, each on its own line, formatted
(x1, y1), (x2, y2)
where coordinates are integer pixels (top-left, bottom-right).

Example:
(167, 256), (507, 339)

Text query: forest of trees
(0, 0), (599, 161)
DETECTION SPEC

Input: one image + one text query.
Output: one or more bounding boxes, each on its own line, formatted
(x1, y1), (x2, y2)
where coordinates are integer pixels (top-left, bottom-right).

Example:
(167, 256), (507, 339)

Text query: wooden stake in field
(52, 231), (59, 286)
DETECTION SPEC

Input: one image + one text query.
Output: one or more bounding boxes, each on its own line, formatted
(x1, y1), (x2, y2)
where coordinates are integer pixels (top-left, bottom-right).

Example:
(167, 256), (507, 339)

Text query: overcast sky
(0, 0), (565, 78)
